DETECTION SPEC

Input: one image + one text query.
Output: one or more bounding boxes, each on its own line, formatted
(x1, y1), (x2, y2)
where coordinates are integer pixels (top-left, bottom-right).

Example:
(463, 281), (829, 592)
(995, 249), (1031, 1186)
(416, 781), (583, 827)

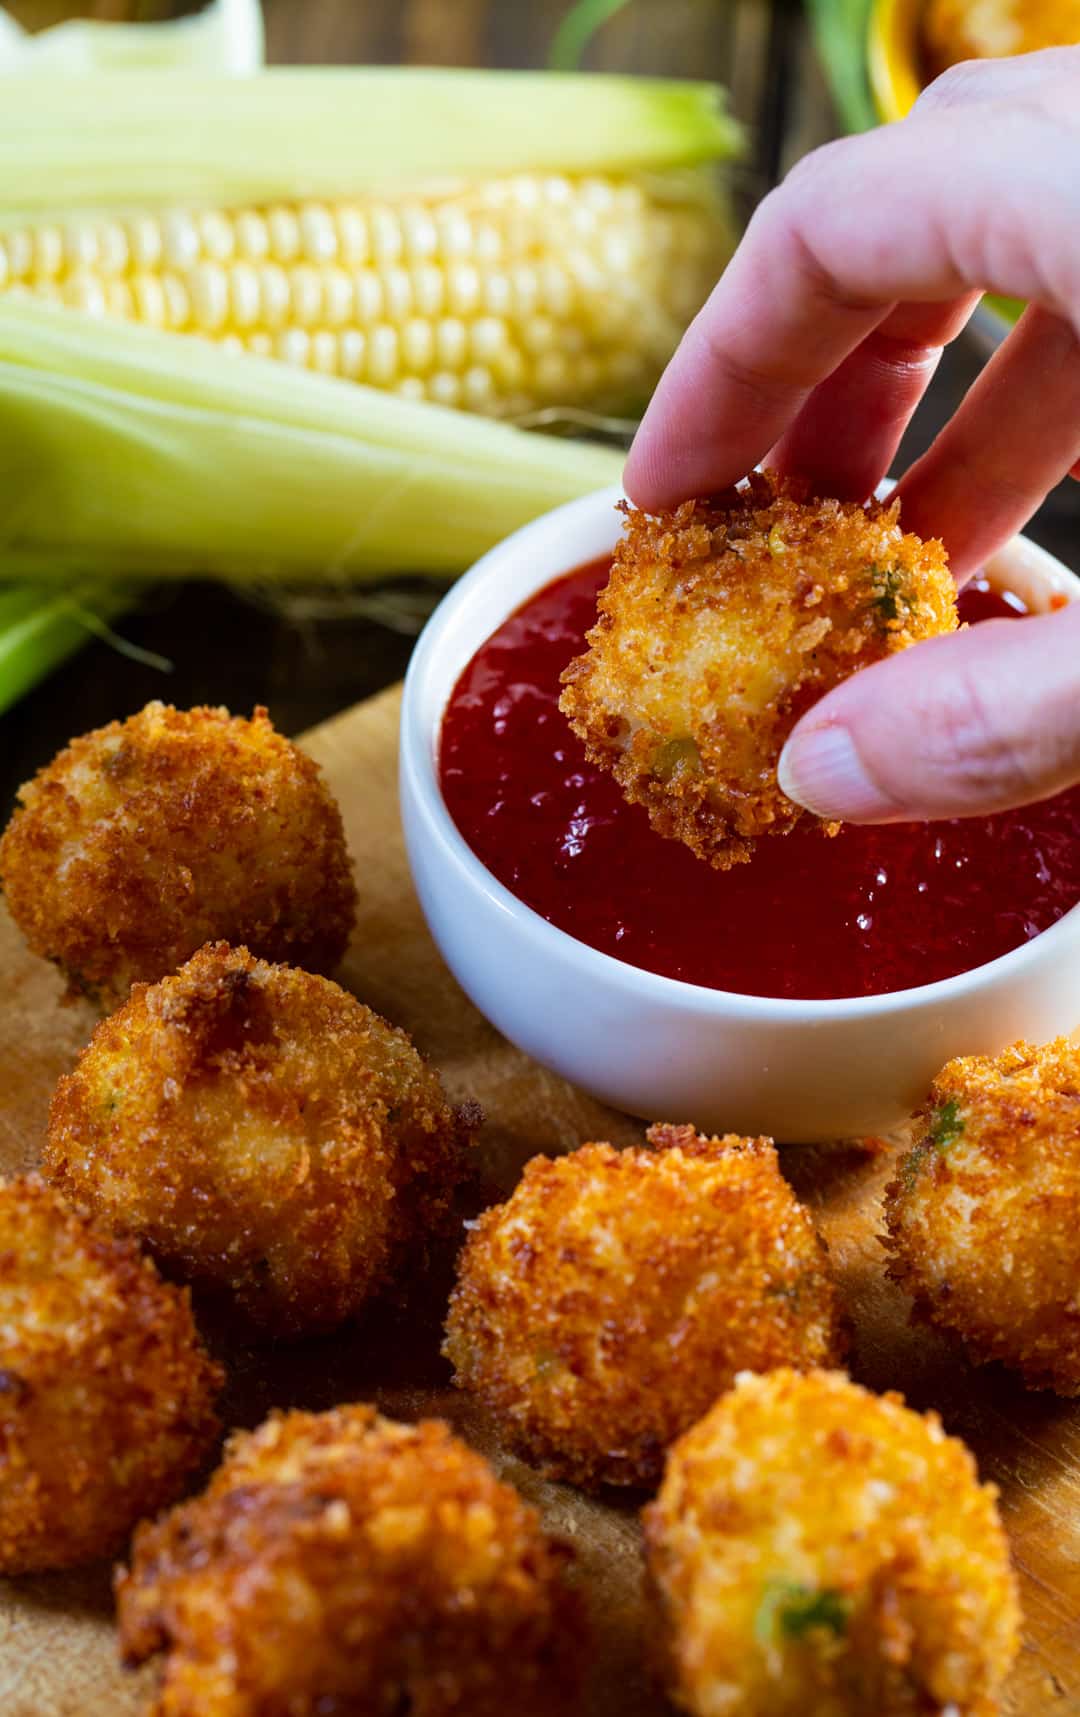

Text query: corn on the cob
(0, 175), (732, 419)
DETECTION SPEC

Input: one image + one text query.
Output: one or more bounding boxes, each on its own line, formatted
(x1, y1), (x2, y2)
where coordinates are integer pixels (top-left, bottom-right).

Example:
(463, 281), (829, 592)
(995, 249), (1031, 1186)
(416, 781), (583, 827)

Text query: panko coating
(0, 700), (356, 1004)
(443, 1125), (847, 1490)
(644, 1369), (1020, 1717)
(0, 1174), (221, 1573)
(559, 471), (956, 869)
(44, 941), (477, 1337)
(884, 1036), (1080, 1394)
(117, 1403), (585, 1717)
(924, 0), (1080, 74)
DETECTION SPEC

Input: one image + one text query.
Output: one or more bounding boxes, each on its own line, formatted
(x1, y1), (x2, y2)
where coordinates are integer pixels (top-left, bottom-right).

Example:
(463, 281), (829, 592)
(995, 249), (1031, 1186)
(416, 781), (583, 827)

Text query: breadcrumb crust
(117, 1404), (585, 1717)
(559, 472), (956, 869)
(884, 1036), (1080, 1394)
(0, 1175), (221, 1573)
(644, 1368), (1020, 1717)
(0, 701), (356, 1003)
(44, 942), (477, 1337)
(444, 1125), (847, 1489)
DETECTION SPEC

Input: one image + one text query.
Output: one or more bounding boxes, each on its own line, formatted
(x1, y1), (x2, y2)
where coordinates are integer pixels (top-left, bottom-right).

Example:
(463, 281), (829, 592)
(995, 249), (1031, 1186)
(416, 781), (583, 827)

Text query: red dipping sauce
(439, 563), (1080, 1000)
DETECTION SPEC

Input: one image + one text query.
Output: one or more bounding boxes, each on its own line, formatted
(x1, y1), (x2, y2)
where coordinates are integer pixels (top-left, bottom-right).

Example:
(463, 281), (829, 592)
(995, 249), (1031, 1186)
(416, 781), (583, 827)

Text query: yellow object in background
(871, 0), (1080, 124)
(868, 0), (922, 120)
(924, 0), (1080, 73)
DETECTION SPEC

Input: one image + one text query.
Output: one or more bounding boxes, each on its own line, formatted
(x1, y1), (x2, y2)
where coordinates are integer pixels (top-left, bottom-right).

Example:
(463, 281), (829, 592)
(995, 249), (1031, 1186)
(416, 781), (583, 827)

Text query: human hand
(624, 48), (1080, 824)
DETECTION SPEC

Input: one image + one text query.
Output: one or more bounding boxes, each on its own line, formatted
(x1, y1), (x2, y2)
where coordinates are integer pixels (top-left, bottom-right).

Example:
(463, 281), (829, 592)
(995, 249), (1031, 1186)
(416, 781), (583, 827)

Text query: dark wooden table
(2, 0), (1077, 816)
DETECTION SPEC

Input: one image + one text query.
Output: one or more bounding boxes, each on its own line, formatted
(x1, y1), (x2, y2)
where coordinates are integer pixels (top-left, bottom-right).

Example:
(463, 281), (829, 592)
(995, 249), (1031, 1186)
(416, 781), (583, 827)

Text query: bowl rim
(401, 482), (1080, 1024)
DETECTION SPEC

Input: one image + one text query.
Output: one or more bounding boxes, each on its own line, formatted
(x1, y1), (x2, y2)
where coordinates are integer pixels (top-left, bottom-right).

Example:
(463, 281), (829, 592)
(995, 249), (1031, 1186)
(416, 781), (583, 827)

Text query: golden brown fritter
(924, 0), (1080, 74)
(117, 1403), (585, 1717)
(0, 701), (356, 1004)
(644, 1369), (1020, 1717)
(559, 472), (956, 868)
(884, 1036), (1080, 1394)
(443, 1125), (847, 1490)
(44, 942), (477, 1338)
(0, 1175), (221, 1574)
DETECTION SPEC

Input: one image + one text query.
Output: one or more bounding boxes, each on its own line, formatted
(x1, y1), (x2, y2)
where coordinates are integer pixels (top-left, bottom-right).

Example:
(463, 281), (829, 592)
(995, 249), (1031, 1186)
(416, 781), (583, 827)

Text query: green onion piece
(755, 1580), (851, 1646)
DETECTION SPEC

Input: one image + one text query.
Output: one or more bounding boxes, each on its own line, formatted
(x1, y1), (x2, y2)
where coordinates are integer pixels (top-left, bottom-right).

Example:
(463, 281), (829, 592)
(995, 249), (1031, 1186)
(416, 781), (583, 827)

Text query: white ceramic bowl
(400, 485), (1080, 1142)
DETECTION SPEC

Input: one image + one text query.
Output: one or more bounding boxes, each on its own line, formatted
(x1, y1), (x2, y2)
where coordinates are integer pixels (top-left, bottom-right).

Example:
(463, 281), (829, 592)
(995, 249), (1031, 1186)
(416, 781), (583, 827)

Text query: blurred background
(1, 0), (1076, 812)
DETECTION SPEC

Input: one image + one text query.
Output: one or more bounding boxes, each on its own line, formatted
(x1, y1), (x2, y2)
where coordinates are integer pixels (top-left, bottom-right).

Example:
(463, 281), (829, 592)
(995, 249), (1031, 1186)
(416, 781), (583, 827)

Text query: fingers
(767, 295), (982, 501)
(625, 89), (1080, 512)
(897, 306), (1080, 579)
(777, 601), (1080, 823)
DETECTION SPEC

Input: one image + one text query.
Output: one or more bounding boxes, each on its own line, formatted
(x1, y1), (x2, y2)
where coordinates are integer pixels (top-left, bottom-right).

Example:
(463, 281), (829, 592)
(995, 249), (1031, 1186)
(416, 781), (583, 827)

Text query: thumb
(777, 601), (1080, 822)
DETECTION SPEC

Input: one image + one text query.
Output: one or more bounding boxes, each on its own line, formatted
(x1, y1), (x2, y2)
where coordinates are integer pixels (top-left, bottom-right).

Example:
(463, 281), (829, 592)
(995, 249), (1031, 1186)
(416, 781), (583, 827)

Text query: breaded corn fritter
(884, 1036), (1080, 1394)
(559, 472), (956, 868)
(444, 1125), (846, 1490)
(44, 942), (477, 1337)
(117, 1404), (585, 1717)
(644, 1369), (1020, 1717)
(0, 701), (356, 1003)
(0, 1175), (221, 1573)
(925, 0), (1080, 73)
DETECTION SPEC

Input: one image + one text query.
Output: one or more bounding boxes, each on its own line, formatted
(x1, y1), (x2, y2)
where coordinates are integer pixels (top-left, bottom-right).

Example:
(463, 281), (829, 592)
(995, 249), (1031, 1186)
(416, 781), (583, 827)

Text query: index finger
(623, 95), (1080, 510)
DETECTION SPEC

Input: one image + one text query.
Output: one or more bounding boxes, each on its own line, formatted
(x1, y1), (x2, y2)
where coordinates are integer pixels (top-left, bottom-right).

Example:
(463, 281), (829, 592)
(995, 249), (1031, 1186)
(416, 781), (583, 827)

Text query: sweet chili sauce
(439, 561), (1080, 1000)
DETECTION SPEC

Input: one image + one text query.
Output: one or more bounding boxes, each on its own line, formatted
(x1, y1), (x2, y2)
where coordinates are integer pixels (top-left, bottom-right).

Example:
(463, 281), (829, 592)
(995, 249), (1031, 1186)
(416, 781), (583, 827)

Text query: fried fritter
(117, 1403), (585, 1717)
(443, 1125), (846, 1490)
(924, 0), (1080, 74)
(884, 1036), (1080, 1394)
(0, 701), (356, 1004)
(0, 1175), (221, 1573)
(559, 472), (956, 868)
(44, 942), (477, 1337)
(644, 1369), (1020, 1717)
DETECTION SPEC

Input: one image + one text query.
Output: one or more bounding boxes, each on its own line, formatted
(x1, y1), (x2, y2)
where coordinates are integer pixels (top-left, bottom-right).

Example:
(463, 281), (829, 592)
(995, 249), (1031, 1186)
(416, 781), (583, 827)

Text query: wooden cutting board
(1, 683), (1078, 1716)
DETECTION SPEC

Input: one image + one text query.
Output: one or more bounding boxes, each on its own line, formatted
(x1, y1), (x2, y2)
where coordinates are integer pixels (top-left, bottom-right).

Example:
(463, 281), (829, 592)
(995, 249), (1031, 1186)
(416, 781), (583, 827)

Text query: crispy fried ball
(0, 701), (356, 1004)
(644, 1369), (1020, 1717)
(559, 472), (956, 868)
(443, 1125), (847, 1490)
(0, 1174), (221, 1573)
(884, 1036), (1080, 1394)
(44, 942), (476, 1337)
(924, 0), (1080, 74)
(117, 1403), (585, 1717)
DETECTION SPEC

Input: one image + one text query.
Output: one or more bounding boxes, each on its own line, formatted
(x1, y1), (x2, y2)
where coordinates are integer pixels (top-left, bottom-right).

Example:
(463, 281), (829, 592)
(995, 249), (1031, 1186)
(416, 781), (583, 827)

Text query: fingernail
(778, 724), (898, 821)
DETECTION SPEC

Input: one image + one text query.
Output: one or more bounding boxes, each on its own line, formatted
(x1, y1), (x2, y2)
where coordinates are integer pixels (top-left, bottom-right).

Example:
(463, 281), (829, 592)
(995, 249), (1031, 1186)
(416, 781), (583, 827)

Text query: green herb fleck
(755, 1581), (851, 1647)
(653, 736), (701, 782)
(927, 1098), (964, 1152)
(901, 1099), (965, 1188)
(869, 564), (910, 624)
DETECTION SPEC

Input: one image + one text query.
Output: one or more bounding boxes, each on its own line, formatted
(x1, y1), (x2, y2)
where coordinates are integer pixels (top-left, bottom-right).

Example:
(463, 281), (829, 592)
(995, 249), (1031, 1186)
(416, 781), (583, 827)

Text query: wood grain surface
(0, 683), (1078, 1716)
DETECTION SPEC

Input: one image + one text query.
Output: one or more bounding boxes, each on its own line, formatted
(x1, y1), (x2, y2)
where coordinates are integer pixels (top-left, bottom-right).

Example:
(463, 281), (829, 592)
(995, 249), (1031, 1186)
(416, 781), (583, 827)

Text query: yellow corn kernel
(0, 173), (733, 418)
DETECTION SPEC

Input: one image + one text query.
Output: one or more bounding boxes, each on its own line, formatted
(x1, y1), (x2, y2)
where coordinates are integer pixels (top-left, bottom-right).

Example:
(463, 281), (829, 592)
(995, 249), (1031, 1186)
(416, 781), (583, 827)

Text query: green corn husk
(0, 0), (267, 712)
(0, 69), (741, 219)
(0, 295), (624, 585)
(806, 0), (879, 133)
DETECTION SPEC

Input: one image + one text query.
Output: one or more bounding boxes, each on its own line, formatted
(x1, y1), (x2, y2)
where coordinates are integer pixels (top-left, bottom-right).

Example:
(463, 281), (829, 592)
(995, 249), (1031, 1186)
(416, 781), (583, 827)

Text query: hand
(624, 48), (1080, 824)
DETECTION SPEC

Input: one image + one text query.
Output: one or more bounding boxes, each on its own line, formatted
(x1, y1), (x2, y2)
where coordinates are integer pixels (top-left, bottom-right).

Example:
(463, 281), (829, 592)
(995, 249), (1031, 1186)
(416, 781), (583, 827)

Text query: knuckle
(915, 60), (994, 112)
(922, 667), (1036, 799)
